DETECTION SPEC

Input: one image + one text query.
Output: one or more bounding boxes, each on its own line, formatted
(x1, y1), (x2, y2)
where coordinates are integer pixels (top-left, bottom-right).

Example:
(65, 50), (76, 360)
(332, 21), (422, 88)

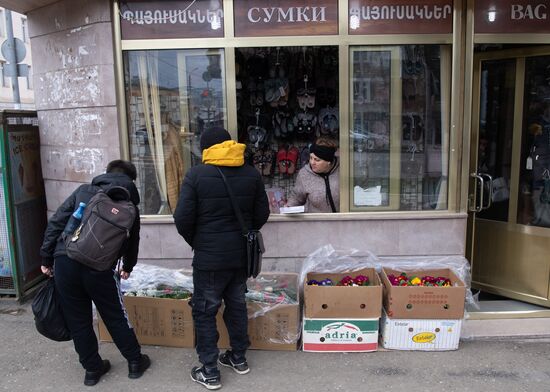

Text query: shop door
(469, 47), (550, 307)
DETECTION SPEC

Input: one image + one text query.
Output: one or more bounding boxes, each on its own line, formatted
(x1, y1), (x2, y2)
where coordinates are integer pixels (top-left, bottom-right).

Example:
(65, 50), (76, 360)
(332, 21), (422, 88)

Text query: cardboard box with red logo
(302, 268), (382, 352)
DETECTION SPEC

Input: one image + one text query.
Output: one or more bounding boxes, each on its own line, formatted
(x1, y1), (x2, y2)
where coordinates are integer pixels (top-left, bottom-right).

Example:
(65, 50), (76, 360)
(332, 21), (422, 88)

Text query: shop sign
(233, 0), (338, 37)
(475, 0), (550, 34)
(348, 0), (453, 35)
(119, 0), (224, 40)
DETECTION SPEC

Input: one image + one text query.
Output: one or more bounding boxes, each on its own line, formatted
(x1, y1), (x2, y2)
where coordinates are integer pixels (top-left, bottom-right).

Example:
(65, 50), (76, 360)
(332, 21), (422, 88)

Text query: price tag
(526, 156), (533, 170)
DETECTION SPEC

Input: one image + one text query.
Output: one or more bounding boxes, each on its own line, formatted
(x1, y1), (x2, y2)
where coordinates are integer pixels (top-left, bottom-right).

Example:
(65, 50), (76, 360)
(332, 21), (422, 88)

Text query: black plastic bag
(31, 278), (71, 341)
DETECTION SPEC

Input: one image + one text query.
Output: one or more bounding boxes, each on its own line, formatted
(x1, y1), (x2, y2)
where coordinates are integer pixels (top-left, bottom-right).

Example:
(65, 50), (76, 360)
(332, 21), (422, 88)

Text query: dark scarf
(313, 158), (338, 212)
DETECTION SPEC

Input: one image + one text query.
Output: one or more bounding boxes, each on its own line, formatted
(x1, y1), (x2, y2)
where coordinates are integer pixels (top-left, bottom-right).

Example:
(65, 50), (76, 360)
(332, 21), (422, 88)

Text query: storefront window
(350, 45), (450, 211)
(235, 46), (339, 213)
(124, 49), (226, 214)
(123, 45), (451, 215)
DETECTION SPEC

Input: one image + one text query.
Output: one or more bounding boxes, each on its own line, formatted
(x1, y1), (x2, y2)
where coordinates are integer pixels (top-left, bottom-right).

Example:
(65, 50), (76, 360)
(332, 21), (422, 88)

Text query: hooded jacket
(173, 140), (270, 271)
(287, 159), (340, 213)
(40, 172), (141, 272)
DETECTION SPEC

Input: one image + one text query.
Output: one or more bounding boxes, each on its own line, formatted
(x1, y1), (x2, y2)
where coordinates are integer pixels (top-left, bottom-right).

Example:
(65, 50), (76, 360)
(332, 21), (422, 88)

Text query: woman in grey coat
(287, 137), (339, 212)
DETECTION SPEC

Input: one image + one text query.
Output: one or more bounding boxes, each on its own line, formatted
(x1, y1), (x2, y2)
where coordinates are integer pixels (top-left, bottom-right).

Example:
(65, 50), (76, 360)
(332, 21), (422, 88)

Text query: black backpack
(65, 186), (136, 271)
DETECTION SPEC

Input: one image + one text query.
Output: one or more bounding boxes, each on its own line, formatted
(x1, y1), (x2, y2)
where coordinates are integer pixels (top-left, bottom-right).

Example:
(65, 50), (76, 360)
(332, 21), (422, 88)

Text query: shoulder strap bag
(216, 166), (264, 278)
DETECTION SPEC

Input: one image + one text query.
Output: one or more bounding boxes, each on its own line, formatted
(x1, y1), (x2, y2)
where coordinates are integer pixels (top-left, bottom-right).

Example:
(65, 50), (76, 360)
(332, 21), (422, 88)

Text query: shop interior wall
(28, 0), (121, 215)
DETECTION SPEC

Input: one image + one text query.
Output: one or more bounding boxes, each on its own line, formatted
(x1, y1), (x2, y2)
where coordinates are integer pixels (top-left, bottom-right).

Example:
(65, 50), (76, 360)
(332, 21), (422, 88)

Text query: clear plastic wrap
(375, 255), (476, 310)
(120, 264), (193, 299)
(242, 273), (300, 345)
(298, 244), (379, 290)
(299, 244), (476, 315)
(120, 265), (300, 346)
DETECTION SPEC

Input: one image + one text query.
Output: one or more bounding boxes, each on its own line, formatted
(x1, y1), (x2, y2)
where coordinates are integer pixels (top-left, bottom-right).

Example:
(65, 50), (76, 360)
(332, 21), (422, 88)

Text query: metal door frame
(468, 46), (550, 306)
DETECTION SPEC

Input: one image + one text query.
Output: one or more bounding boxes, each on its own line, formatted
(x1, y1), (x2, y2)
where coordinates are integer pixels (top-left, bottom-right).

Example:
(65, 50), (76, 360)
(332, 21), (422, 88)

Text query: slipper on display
(263, 149), (274, 176)
(252, 150), (264, 174)
(286, 146), (299, 175)
(276, 147), (287, 174)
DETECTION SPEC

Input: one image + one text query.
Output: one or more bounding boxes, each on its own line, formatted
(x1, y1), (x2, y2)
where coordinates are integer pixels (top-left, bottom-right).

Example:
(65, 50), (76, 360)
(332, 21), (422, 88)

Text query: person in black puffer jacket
(39, 160), (150, 386)
(173, 127), (269, 390)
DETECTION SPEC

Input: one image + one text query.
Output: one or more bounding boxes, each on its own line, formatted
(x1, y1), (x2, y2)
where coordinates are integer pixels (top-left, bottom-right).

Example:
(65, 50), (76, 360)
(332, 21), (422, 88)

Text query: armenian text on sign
(120, 0), (224, 40)
(348, 0), (453, 35)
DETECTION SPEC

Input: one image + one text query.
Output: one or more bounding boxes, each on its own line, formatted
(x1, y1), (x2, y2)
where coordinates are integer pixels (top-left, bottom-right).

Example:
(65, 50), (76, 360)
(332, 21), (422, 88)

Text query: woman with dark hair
(287, 137), (339, 213)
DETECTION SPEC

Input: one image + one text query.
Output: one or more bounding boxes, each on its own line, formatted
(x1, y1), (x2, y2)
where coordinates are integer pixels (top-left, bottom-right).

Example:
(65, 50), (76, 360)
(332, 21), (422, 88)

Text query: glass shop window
(518, 55), (550, 228)
(124, 49), (226, 214)
(350, 45), (451, 211)
(235, 46), (340, 213)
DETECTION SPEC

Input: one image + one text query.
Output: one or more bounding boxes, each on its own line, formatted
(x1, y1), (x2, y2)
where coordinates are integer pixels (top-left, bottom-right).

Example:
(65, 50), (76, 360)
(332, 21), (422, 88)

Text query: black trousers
(192, 268), (250, 368)
(54, 255), (141, 371)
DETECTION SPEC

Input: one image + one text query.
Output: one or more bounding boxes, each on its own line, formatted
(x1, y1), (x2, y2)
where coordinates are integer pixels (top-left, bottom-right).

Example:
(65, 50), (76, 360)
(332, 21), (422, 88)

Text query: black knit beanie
(200, 127), (232, 151)
(310, 143), (336, 163)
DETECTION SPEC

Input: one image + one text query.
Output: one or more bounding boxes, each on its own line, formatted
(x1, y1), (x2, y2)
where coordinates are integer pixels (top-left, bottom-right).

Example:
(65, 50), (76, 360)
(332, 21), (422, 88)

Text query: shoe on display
(84, 359), (111, 386)
(190, 366), (222, 390)
(218, 350), (250, 375)
(128, 354), (151, 379)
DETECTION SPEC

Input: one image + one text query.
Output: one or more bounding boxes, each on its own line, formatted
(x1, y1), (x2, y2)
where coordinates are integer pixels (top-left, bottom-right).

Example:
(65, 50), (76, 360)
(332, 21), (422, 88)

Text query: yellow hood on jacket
(202, 140), (245, 166)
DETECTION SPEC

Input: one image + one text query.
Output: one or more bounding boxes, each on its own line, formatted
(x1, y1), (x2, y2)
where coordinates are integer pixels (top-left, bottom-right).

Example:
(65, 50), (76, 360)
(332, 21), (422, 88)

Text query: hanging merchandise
(247, 108), (268, 148)
(236, 46), (339, 206)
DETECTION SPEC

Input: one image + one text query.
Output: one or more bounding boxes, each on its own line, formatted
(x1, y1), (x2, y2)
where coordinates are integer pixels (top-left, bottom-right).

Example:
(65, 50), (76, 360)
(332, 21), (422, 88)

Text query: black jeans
(192, 268), (249, 368)
(54, 255), (141, 371)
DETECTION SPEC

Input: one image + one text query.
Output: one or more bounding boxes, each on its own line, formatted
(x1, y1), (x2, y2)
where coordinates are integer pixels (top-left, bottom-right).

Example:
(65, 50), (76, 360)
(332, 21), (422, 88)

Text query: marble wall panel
(41, 145), (120, 183)
(28, 0), (111, 38)
(31, 23), (114, 74)
(38, 107), (119, 148)
(137, 217), (468, 271)
(34, 64), (116, 110)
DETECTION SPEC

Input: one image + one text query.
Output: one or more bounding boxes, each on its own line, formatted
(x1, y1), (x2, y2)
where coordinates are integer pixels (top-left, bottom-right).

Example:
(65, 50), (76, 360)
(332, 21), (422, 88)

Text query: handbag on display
(216, 167), (265, 278)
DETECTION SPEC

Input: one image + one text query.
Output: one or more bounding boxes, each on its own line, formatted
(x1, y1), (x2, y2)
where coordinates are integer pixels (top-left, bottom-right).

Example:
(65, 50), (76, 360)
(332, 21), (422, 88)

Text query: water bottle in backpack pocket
(65, 186), (136, 271)
(63, 202), (87, 239)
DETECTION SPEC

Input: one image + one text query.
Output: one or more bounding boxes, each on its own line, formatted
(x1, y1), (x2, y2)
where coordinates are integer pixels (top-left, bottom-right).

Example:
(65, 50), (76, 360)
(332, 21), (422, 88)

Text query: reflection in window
(124, 49), (226, 214)
(476, 59), (515, 222)
(518, 55), (550, 228)
(350, 45), (450, 211)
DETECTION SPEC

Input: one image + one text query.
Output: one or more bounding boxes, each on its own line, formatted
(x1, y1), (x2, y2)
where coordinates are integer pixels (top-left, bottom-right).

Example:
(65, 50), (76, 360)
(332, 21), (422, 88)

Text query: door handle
(479, 173), (493, 210)
(469, 173), (484, 212)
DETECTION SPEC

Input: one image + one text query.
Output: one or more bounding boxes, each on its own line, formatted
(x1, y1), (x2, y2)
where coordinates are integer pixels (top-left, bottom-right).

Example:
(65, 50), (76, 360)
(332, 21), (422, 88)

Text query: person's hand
(41, 266), (53, 277)
(119, 271), (131, 280)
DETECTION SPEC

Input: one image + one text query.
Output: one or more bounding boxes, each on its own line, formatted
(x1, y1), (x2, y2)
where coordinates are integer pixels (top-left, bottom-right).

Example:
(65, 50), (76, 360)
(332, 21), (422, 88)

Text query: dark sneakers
(218, 350), (250, 375)
(190, 366), (222, 390)
(84, 359), (111, 386)
(128, 354), (151, 379)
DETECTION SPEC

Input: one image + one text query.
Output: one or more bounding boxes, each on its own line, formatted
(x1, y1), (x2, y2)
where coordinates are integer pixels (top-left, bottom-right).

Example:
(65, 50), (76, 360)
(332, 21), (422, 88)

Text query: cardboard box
(380, 309), (462, 351)
(218, 272), (300, 351)
(381, 268), (466, 319)
(217, 302), (300, 351)
(98, 296), (194, 348)
(302, 317), (379, 352)
(304, 268), (382, 319)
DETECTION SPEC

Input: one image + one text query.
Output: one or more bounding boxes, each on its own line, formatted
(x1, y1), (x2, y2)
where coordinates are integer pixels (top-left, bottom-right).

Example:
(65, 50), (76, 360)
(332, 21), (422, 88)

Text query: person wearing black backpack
(39, 160), (151, 386)
(174, 127), (270, 390)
